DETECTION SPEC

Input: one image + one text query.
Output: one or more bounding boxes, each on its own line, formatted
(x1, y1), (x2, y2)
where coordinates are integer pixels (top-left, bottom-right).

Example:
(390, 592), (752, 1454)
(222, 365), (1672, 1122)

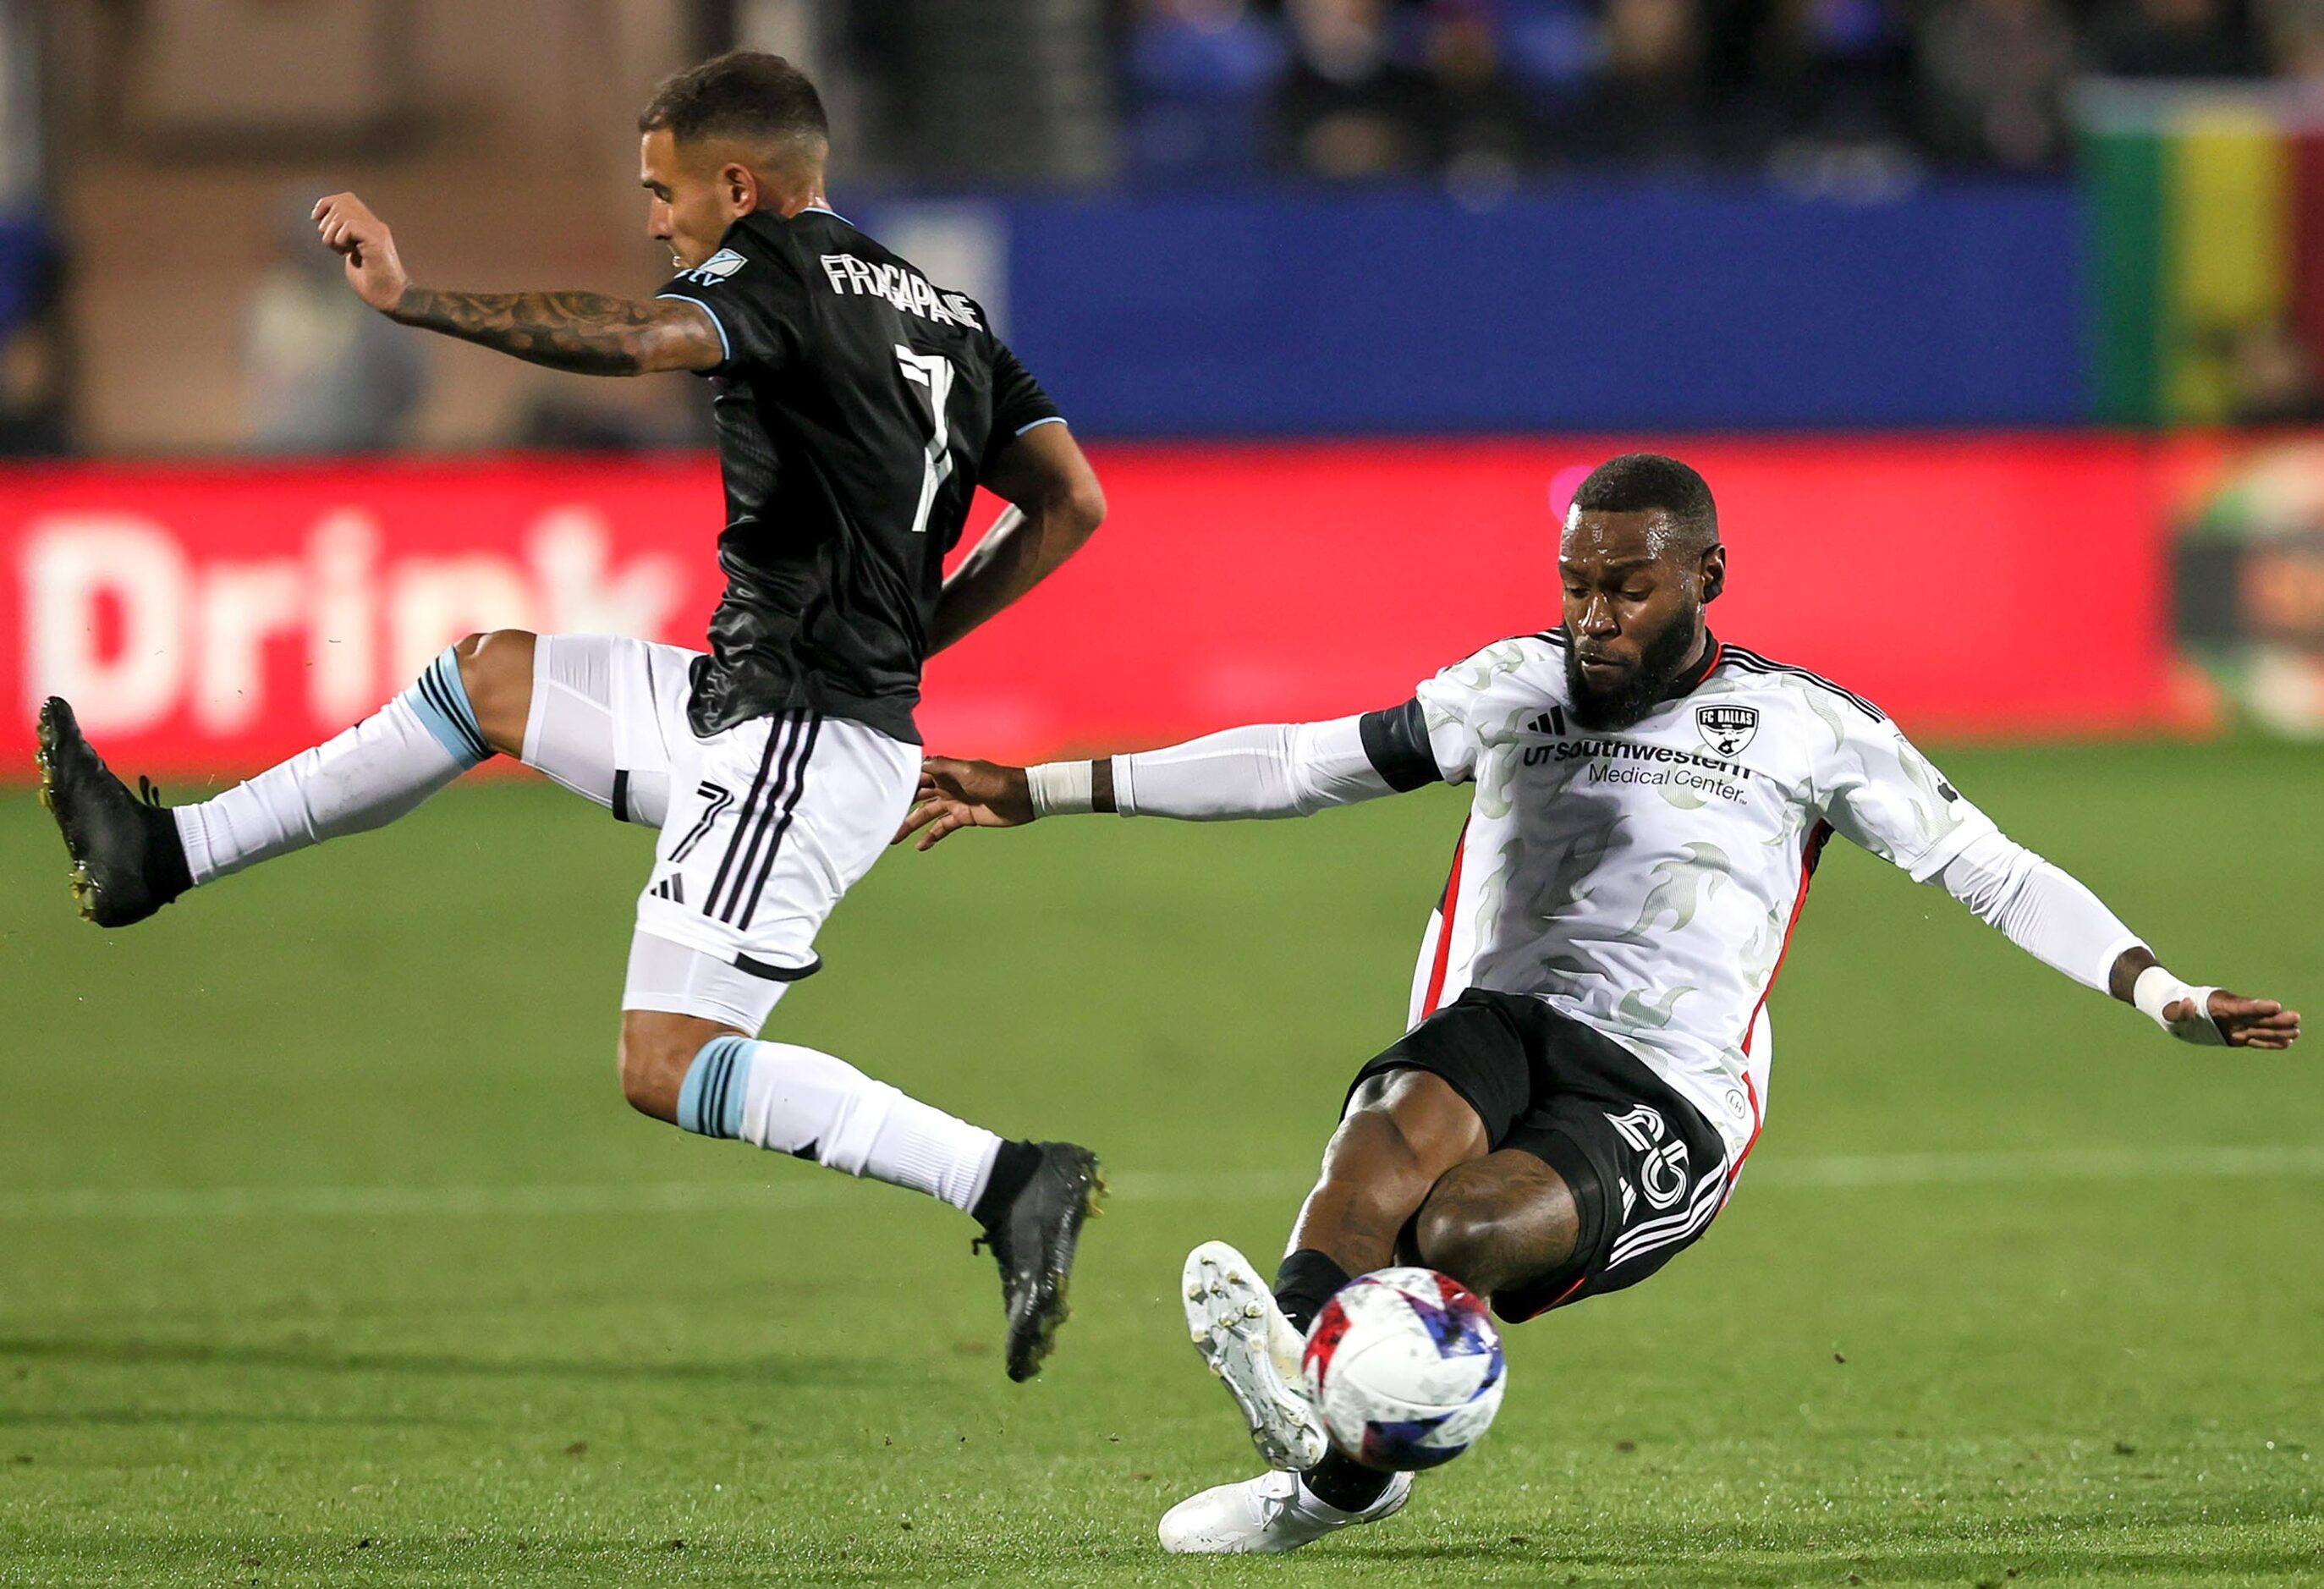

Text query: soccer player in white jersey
(34, 54), (1107, 1382)
(899, 452), (2302, 1551)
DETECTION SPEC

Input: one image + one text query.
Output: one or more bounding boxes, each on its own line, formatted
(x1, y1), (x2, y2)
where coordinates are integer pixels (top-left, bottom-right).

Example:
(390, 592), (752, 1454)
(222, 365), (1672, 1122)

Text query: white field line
(1746, 1143), (2324, 1188)
(0, 1146), (2317, 1223)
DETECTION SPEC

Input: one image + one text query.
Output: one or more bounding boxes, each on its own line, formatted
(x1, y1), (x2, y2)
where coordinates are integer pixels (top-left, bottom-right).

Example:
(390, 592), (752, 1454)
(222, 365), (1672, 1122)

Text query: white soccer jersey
(1401, 631), (1995, 1168)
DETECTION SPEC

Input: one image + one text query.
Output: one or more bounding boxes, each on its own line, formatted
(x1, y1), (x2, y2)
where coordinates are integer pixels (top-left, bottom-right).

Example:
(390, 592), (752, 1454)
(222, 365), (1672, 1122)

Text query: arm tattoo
(390, 288), (709, 376)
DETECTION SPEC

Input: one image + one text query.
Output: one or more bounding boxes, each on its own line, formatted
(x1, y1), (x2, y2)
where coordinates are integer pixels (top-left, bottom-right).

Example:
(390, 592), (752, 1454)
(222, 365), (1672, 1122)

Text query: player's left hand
(894, 756), (1035, 850)
(2170, 989), (2301, 1049)
(313, 191), (411, 315)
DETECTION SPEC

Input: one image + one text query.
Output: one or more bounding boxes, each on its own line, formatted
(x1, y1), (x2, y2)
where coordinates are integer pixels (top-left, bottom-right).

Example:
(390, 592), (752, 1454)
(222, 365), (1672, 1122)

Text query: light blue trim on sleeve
(657, 293), (732, 364)
(1014, 415), (1068, 437)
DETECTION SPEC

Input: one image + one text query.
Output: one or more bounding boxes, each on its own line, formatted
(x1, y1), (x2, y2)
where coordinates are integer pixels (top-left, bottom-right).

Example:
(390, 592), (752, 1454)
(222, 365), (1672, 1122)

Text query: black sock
(141, 800), (192, 901)
(970, 1140), (1042, 1229)
(1272, 1248), (1351, 1337)
(1301, 1449), (1395, 1513)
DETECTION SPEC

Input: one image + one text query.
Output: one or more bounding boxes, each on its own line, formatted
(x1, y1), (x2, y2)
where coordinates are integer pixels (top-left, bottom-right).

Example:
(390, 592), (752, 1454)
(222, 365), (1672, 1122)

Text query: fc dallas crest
(1695, 703), (1759, 756)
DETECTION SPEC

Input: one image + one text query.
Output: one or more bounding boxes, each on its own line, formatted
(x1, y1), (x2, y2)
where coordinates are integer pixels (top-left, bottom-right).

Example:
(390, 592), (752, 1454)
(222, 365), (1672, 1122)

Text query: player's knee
(1323, 1101), (1426, 1183)
(616, 1021), (690, 1124)
(1325, 1072), (1484, 1191)
(1410, 1192), (1507, 1295)
(451, 630), (536, 757)
(618, 1010), (749, 1126)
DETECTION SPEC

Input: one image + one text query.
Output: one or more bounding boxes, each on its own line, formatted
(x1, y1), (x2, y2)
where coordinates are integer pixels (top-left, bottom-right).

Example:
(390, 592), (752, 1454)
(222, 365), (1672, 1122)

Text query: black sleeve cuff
(1358, 698), (1442, 792)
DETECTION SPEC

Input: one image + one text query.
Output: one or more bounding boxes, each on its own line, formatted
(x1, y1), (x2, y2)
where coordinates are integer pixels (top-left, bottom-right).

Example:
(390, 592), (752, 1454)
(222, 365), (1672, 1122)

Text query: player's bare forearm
(309, 192), (717, 375)
(387, 288), (722, 376)
(931, 425), (1105, 653)
(929, 507), (1062, 652)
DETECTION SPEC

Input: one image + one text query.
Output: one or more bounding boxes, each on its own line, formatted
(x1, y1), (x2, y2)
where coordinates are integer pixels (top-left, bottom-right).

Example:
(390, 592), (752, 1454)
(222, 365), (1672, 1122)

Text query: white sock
(174, 647), (491, 884)
(682, 1036), (1003, 1212)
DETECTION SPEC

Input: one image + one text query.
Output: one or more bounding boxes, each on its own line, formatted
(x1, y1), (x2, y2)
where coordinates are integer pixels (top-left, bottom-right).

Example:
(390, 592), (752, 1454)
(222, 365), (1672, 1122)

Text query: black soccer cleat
(34, 697), (192, 928)
(977, 1141), (1104, 1383)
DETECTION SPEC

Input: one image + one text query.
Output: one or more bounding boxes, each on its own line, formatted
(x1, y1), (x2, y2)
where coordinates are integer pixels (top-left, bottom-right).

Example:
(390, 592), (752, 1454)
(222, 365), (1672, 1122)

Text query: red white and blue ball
(1302, 1267), (1506, 1471)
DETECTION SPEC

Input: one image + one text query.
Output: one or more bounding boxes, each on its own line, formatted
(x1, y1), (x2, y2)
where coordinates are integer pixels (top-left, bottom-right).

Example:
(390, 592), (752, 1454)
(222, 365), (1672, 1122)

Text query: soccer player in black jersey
(34, 53), (1107, 1382)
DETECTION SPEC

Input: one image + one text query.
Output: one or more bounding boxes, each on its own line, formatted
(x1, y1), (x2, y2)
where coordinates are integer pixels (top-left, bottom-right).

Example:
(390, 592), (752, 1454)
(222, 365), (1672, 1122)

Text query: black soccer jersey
(656, 206), (1062, 744)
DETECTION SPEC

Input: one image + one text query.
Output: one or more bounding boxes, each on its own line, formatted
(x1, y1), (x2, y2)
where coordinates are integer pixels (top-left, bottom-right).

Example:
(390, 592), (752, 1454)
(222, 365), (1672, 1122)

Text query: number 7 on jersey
(895, 346), (955, 536)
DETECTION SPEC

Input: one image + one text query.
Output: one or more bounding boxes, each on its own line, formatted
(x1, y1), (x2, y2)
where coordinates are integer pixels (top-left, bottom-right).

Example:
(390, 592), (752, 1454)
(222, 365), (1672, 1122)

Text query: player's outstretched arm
(928, 422), (1106, 655)
(898, 710), (1440, 851)
(1934, 832), (2301, 1051)
(313, 192), (722, 376)
(1825, 717), (2299, 1053)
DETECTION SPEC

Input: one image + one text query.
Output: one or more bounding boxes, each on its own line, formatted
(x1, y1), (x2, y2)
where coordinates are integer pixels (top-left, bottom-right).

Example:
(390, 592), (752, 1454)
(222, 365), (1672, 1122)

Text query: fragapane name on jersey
(818, 255), (984, 330)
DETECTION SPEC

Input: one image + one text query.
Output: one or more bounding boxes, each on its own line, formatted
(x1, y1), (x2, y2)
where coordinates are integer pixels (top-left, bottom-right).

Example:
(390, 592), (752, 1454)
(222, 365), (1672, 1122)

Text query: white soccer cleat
(1157, 1467), (1413, 1555)
(1181, 1240), (1329, 1471)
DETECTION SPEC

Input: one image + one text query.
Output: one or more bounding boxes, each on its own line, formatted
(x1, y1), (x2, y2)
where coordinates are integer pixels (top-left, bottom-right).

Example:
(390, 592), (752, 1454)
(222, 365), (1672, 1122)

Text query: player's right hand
(312, 192), (410, 315)
(896, 756), (1035, 849)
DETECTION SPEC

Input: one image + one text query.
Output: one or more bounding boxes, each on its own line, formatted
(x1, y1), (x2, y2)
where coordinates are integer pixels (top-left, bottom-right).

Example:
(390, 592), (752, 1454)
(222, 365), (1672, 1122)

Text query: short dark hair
(639, 52), (828, 150)
(1569, 453), (1718, 548)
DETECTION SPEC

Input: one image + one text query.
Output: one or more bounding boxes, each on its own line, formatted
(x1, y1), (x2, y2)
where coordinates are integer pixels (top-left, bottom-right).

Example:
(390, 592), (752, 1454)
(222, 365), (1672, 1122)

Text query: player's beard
(1563, 613), (1703, 731)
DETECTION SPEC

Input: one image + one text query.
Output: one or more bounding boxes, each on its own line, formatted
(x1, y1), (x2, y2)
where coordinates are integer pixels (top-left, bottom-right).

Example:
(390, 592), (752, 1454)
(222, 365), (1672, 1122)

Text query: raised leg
(36, 630), (542, 924)
(172, 630), (536, 886)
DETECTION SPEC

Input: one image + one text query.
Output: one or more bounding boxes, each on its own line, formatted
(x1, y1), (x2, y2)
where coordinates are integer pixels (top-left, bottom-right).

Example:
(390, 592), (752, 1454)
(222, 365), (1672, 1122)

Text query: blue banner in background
(0, 214), (51, 338)
(873, 182), (2085, 436)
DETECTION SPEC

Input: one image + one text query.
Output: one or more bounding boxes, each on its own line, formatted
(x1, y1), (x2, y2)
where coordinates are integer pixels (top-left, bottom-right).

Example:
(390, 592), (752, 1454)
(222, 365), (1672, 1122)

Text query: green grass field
(0, 740), (2317, 1587)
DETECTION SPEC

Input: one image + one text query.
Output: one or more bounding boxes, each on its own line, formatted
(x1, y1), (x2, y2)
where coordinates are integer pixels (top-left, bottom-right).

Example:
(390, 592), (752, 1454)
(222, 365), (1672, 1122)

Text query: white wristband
(2132, 965), (2226, 1045)
(1025, 760), (1094, 819)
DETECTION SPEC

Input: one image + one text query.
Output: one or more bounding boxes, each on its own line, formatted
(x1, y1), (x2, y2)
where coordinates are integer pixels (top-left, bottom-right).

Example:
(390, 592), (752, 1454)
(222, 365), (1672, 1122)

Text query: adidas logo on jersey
(649, 873), (687, 904)
(1523, 707), (1569, 737)
(674, 248), (747, 286)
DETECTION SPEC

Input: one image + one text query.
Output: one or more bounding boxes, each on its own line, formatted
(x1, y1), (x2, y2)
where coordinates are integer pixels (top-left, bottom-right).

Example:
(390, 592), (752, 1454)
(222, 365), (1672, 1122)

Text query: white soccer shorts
(523, 633), (920, 1031)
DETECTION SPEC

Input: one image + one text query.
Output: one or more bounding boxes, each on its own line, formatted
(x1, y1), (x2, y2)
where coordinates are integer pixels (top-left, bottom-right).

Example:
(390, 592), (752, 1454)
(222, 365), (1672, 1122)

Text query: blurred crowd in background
(0, 0), (2319, 459)
(1111, 0), (2308, 186)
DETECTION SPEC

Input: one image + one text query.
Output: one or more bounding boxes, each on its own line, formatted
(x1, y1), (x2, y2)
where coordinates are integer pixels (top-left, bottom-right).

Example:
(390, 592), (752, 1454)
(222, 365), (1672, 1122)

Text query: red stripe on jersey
(1727, 1072), (1763, 1193)
(1419, 817), (1471, 1020)
(1739, 820), (1829, 1056)
(1728, 820), (1829, 1187)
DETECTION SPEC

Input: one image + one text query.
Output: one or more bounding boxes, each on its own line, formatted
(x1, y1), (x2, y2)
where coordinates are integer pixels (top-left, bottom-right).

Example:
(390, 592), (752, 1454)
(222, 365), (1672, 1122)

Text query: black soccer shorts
(1345, 987), (1731, 1323)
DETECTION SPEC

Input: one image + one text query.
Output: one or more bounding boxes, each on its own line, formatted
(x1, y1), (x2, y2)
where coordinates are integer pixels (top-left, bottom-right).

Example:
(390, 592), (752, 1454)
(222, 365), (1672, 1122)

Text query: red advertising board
(0, 437), (2178, 782)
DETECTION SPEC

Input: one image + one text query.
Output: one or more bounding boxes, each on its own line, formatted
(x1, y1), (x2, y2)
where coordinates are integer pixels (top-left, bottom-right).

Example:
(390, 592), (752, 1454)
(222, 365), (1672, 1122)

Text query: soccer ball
(1302, 1267), (1506, 1471)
